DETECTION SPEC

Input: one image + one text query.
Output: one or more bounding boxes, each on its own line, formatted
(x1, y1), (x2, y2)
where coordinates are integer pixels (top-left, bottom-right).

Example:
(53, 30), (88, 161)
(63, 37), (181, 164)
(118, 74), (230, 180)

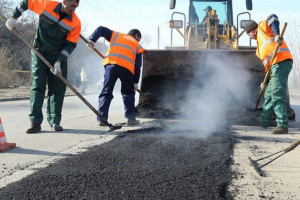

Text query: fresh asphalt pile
(0, 129), (234, 199)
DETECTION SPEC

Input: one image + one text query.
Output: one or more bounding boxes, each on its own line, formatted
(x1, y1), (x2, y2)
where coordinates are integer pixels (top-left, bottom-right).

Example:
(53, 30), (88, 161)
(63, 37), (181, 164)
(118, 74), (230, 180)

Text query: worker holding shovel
(5, 0), (81, 133)
(87, 27), (144, 126)
(245, 14), (293, 134)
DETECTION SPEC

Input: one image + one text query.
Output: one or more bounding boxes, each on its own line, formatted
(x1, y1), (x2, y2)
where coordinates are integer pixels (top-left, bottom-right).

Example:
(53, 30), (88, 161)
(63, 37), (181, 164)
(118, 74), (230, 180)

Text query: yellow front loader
(137, 0), (294, 122)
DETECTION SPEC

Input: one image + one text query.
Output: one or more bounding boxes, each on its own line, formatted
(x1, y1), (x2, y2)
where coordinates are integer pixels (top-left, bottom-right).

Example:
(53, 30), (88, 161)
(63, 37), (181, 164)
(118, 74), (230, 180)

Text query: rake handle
(284, 139), (300, 153)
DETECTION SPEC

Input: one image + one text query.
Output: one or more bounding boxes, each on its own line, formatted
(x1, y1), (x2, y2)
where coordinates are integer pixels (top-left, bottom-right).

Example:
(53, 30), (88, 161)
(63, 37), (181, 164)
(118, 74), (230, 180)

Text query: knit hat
(203, 6), (212, 11)
(128, 29), (142, 38)
(245, 21), (258, 34)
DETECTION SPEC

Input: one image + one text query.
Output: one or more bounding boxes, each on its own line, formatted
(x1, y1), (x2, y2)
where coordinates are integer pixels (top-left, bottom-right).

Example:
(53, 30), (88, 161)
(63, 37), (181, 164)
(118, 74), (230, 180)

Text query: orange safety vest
(103, 31), (144, 74)
(27, 0), (81, 44)
(256, 18), (292, 72)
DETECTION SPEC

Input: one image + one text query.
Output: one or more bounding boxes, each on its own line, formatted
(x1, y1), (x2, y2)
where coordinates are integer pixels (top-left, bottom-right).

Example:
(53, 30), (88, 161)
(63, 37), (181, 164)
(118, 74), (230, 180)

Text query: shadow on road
(3, 147), (70, 156)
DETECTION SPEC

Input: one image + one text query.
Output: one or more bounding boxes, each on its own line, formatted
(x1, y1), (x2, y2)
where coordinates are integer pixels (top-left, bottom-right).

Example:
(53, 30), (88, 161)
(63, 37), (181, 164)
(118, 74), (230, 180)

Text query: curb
(0, 93), (75, 103)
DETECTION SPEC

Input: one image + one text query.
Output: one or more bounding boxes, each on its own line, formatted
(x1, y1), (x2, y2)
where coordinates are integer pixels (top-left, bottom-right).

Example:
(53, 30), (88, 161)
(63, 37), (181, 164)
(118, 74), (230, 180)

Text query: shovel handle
(137, 89), (146, 97)
(79, 34), (105, 59)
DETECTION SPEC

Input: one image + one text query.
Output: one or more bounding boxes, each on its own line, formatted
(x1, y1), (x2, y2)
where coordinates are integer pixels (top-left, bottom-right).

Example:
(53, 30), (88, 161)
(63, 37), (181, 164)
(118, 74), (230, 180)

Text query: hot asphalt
(0, 129), (234, 199)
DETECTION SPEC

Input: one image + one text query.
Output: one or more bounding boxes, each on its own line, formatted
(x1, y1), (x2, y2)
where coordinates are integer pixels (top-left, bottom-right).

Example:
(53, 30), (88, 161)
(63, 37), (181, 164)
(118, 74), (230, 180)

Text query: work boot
(272, 126), (288, 134)
(26, 123), (41, 134)
(127, 118), (140, 126)
(261, 124), (268, 129)
(52, 124), (63, 132)
(98, 121), (107, 126)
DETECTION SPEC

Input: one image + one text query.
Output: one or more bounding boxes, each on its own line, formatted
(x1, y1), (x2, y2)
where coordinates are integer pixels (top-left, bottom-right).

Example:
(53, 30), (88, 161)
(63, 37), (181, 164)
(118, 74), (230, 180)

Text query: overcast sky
(75, 0), (300, 49)
(7, 0), (300, 49)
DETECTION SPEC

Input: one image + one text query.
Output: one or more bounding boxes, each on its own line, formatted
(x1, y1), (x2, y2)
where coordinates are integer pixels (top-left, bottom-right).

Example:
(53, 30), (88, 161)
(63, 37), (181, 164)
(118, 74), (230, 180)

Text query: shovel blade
(108, 125), (122, 132)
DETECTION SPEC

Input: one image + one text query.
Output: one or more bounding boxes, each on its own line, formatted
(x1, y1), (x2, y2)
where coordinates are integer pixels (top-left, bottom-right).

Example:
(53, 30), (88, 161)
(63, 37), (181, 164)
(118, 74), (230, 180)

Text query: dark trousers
(81, 81), (87, 94)
(98, 64), (135, 121)
(30, 51), (67, 126)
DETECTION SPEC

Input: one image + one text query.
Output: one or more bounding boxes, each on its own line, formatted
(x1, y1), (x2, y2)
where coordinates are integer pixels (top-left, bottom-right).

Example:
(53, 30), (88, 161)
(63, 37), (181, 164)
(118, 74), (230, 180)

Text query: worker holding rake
(245, 14), (293, 134)
(5, 0), (81, 133)
(87, 27), (144, 126)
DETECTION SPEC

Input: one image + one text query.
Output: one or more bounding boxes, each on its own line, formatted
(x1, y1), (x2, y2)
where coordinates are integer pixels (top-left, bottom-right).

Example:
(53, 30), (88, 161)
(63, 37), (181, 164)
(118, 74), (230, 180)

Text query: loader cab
(169, 0), (253, 49)
(190, 0), (233, 37)
(170, 0), (234, 35)
(187, 0), (253, 25)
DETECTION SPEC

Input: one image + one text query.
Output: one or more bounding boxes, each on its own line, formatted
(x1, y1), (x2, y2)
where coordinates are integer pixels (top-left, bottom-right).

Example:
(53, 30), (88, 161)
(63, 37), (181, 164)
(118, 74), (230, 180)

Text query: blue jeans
(98, 64), (136, 121)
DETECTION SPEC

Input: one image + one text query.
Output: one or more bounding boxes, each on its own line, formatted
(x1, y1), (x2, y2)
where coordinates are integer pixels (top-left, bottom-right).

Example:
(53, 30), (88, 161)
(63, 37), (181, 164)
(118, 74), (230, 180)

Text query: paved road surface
(1, 89), (300, 199)
(0, 92), (154, 188)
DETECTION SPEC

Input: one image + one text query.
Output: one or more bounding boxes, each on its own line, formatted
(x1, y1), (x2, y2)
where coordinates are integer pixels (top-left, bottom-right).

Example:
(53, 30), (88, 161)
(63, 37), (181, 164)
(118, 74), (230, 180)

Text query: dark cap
(203, 6), (212, 11)
(128, 29), (142, 38)
(245, 21), (258, 34)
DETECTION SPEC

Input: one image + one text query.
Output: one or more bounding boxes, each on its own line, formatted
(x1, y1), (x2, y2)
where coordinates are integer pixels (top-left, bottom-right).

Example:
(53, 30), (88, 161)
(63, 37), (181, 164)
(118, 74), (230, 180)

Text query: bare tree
(0, 0), (37, 88)
(140, 34), (152, 48)
(287, 23), (300, 89)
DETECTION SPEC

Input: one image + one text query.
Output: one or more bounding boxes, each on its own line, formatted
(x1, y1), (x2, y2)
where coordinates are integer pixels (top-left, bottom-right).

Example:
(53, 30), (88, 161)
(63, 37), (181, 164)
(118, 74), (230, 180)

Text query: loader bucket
(136, 50), (294, 122)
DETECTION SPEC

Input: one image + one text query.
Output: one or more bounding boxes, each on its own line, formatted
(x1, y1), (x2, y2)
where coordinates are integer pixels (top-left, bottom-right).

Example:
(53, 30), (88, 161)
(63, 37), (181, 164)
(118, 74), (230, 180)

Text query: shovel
(79, 35), (159, 117)
(0, 13), (121, 131)
(79, 35), (149, 98)
(249, 139), (300, 177)
(254, 22), (287, 111)
(79, 34), (105, 59)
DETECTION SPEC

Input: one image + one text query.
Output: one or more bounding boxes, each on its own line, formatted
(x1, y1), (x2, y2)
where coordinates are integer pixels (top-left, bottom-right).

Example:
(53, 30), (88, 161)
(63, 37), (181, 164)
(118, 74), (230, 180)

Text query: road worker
(245, 14), (293, 134)
(5, 0), (81, 133)
(202, 6), (212, 23)
(80, 68), (88, 95)
(87, 27), (144, 126)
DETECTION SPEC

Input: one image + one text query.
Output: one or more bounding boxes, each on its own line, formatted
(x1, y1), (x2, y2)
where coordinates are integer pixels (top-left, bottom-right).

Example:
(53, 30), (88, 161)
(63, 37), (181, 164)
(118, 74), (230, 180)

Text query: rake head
(248, 156), (265, 177)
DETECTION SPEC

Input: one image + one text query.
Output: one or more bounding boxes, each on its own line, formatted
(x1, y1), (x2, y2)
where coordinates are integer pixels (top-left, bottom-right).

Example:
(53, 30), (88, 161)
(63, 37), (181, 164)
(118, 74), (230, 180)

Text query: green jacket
(13, 0), (81, 62)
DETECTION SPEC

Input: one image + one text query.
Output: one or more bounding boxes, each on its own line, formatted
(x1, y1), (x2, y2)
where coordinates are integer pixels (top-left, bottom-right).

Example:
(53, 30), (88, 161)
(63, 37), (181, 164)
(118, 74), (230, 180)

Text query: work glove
(53, 61), (62, 75)
(87, 41), (95, 50)
(5, 17), (17, 31)
(134, 83), (139, 91)
(275, 35), (283, 46)
(260, 82), (267, 91)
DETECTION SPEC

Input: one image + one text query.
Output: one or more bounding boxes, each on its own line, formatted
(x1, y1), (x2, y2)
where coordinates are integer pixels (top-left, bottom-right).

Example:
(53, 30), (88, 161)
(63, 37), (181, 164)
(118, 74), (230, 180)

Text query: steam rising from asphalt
(173, 52), (252, 137)
(69, 39), (105, 85)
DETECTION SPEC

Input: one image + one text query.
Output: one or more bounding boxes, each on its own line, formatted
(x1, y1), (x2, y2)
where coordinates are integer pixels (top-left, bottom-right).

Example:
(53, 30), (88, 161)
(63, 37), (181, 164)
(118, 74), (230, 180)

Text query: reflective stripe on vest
(106, 53), (135, 67)
(17, 4), (25, 13)
(61, 50), (70, 58)
(103, 31), (142, 74)
(137, 45), (143, 51)
(256, 20), (292, 71)
(257, 30), (275, 55)
(29, 0), (80, 44)
(42, 10), (58, 22)
(109, 32), (136, 67)
(58, 21), (73, 31)
(263, 48), (290, 66)
(110, 33), (137, 55)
